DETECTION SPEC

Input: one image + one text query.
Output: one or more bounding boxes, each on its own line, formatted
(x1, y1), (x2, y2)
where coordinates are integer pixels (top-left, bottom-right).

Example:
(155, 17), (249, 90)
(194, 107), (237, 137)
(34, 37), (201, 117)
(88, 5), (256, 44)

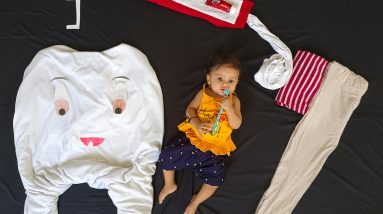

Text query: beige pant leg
(255, 61), (368, 214)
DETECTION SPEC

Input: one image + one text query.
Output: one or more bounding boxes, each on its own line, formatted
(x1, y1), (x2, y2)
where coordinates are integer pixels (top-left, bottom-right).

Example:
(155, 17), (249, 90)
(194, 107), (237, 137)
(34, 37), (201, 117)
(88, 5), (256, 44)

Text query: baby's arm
(186, 90), (212, 135)
(186, 90), (202, 119)
(221, 95), (242, 129)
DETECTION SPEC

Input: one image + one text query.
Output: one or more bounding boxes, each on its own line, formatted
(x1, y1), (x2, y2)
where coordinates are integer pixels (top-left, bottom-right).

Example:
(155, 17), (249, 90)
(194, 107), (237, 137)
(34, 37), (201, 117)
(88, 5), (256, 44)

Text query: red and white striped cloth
(147, 0), (254, 29)
(275, 50), (329, 114)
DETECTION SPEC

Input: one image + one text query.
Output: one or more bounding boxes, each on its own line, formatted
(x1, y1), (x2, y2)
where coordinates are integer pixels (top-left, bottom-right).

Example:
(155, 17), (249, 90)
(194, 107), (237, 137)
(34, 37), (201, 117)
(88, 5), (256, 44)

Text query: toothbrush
(211, 88), (230, 135)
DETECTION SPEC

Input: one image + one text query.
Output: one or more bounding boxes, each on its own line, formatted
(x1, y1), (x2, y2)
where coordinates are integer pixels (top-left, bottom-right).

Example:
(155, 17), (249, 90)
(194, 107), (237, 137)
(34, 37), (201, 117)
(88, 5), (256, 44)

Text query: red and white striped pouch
(275, 50), (329, 114)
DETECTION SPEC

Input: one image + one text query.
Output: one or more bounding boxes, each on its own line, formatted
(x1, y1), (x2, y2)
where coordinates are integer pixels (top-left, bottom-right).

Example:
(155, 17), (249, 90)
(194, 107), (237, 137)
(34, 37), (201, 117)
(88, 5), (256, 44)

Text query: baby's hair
(207, 54), (241, 75)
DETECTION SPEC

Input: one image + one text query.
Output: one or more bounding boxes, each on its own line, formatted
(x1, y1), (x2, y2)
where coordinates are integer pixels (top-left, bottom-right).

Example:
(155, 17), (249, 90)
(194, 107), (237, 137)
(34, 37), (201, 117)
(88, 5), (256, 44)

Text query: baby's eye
(228, 79), (235, 84)
(217, 77), (223, 82)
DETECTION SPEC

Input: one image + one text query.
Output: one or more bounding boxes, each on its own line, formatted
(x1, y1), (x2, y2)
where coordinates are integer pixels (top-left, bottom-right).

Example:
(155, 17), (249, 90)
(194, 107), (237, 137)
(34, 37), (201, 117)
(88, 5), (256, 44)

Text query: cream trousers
(256, 61), (368, 214)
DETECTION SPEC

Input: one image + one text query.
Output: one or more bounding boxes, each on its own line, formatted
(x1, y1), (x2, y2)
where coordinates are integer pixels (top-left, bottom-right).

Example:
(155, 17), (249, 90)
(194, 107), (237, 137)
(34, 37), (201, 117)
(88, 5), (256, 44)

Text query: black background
(1, 0), (382, 213)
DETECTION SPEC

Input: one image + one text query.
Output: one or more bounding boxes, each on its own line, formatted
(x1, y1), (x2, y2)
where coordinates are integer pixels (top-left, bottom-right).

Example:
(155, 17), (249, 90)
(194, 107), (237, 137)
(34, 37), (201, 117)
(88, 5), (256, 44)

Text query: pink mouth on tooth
(80, 137), (105, 147)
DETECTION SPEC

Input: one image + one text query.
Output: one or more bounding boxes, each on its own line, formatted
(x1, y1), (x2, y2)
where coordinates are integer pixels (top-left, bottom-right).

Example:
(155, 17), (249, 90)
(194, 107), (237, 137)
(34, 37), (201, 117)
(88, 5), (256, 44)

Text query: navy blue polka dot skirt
(158, 132), (226, 186)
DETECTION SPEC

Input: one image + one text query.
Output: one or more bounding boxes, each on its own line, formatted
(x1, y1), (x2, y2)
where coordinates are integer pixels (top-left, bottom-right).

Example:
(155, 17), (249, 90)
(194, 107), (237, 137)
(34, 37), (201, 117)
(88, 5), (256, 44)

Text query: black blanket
(1, 0), (382, 213)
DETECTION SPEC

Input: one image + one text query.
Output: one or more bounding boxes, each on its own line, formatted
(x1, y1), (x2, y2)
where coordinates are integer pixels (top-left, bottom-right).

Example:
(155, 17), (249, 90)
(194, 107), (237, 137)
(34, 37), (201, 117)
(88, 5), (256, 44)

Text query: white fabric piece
(247, 14), (293, 90)
(66, 0), (80, 29)
(173, 0), (243, 24)
(13, 44), (164, 214)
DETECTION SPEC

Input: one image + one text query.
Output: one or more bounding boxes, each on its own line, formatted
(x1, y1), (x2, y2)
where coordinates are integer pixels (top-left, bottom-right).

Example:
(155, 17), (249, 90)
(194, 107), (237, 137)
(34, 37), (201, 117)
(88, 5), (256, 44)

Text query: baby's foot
(184, 195), (198, 214)
(159, 184), (177, 204)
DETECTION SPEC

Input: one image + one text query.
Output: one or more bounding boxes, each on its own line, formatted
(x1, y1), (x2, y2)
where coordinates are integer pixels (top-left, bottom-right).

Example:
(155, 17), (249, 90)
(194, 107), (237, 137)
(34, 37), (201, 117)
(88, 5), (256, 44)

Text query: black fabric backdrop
(1, 0), (382, 213)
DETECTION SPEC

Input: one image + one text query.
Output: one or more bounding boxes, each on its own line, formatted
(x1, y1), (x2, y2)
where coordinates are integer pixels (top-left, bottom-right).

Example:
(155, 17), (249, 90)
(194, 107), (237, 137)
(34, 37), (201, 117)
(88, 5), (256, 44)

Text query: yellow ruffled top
(178, 84), (236, 156)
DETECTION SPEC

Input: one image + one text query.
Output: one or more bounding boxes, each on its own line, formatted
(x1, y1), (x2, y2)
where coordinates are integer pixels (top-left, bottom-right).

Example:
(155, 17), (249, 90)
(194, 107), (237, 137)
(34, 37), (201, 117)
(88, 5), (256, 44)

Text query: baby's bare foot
(159, 184), (177, 204)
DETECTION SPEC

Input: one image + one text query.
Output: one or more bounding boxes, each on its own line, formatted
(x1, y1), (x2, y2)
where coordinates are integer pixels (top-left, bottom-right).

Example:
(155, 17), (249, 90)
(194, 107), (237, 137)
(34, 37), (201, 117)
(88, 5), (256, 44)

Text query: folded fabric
(147, 0), (254, 29)
(275, 50), (329, 114)
(248, 14), (293, 91)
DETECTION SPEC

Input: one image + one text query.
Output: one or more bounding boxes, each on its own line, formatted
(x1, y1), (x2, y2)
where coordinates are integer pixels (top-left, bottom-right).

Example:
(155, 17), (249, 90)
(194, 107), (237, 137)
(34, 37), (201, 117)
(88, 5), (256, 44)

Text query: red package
(147, 0), (254, 29)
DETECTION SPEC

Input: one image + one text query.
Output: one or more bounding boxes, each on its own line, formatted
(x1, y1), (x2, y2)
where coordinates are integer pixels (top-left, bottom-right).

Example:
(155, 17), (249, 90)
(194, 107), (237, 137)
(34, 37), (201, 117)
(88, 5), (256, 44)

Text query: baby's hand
(191, 119), (212, 136)
(220, 99), (233, 111)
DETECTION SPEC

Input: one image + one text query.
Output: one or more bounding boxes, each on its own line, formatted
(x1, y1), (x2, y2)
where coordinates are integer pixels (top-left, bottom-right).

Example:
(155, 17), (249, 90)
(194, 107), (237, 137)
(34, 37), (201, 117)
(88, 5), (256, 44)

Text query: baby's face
(207, 65), (239, 97)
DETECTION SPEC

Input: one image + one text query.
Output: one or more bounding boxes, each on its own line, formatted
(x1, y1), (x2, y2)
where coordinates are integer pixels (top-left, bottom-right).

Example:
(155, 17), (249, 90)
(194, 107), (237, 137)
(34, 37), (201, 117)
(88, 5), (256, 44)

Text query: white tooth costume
(13, 44), (164, 214)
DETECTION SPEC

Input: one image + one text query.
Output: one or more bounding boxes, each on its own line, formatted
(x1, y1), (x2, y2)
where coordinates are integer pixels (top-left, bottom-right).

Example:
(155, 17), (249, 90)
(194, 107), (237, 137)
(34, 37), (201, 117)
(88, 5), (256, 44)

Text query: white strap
(247, 14), (293, 90)
(66, 0), (81, 29)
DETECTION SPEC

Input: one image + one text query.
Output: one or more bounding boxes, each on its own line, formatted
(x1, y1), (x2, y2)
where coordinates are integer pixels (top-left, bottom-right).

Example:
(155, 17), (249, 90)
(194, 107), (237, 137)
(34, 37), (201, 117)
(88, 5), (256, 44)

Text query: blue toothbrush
(211, 89), (230, 135)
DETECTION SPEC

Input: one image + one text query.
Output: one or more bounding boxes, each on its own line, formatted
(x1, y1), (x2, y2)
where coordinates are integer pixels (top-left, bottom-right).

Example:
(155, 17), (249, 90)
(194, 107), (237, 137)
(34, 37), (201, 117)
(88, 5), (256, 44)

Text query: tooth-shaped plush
(13, 44), (164, 214)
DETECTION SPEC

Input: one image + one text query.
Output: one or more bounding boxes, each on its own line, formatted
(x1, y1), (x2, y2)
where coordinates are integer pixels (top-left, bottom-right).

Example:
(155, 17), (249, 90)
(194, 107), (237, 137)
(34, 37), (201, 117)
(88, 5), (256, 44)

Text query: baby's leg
(185, 152), (225, 213)
(184, 184), (218, 214)
(157, 132), (195, 204)
(159, 170), (177, 204)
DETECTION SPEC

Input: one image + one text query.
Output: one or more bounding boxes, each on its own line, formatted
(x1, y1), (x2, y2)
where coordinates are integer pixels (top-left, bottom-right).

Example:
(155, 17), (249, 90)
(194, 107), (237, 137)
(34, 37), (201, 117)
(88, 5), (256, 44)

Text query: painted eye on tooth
(112, 82), (127, 114)
(113, 99), (125, 114)
(54, 82), (69, 116)
(55, 99), (69, 116)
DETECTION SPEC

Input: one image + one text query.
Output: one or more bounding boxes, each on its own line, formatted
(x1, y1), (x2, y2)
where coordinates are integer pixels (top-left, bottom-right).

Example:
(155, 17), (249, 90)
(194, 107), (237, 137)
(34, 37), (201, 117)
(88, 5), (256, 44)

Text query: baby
(158, 54), (242, 214)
